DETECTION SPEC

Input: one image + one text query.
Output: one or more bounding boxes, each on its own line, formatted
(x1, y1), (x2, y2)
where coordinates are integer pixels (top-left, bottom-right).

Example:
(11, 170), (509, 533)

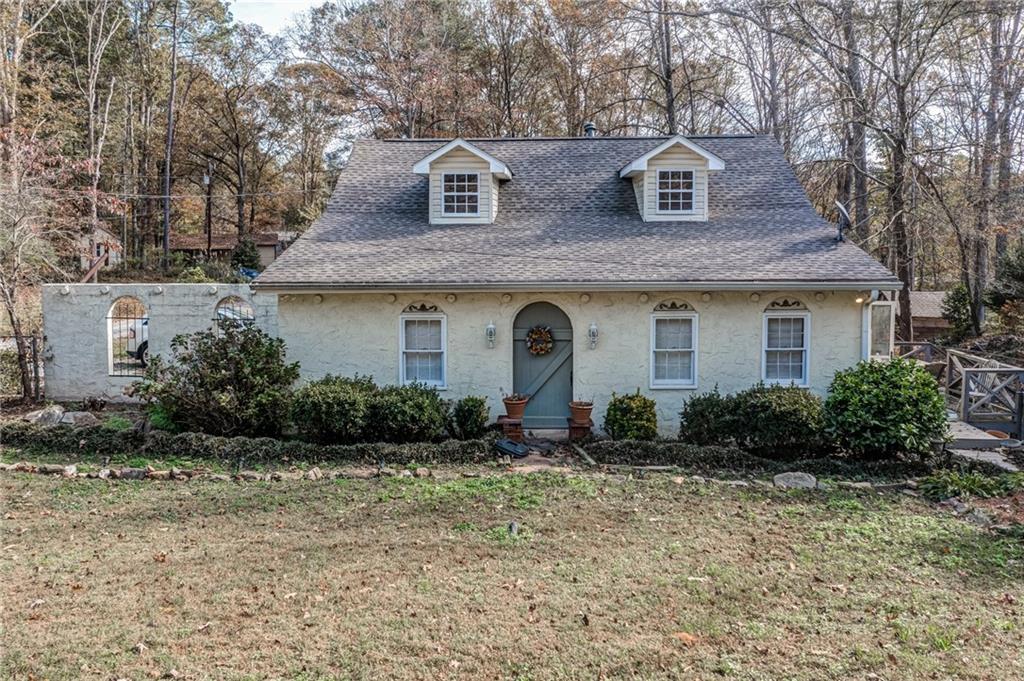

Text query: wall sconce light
(588, 322), (599, 349)
(485, 321), (497, 348)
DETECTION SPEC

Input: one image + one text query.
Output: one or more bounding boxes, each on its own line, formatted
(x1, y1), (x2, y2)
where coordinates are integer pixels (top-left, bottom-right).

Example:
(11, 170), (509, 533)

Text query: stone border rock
(0, 461), (434, 482)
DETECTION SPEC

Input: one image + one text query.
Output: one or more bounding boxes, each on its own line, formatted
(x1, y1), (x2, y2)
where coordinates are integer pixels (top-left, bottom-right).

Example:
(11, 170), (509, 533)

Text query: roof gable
(412, 138), (512, 179)
(619, 135), (725, 177)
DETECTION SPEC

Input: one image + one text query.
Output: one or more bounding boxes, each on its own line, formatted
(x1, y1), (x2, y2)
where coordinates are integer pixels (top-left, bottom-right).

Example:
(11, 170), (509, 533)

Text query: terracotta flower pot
(503, 396), (529, 421)
(569, 400), (594, 424)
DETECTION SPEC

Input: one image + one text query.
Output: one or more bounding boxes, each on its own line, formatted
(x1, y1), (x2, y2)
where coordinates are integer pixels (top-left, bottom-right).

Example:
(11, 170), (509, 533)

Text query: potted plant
(502, 393), (530, 420)
(569, 399), (594, 424)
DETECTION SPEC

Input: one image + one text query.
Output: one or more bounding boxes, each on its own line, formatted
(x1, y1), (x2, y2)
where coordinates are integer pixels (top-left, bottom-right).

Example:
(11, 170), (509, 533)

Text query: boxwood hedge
(1, 421), (494, 467)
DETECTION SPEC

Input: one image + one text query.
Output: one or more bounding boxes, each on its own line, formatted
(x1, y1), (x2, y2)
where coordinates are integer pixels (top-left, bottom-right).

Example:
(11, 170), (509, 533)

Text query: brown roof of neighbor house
(170, 232), (280, 251)
(254, 136), (900, 290)
(902, 290), (948, 319)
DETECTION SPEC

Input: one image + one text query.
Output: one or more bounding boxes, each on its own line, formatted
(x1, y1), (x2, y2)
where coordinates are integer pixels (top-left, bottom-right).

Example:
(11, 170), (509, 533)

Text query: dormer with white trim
(413, 139), (512, 225)
(619, 135), (724, 223)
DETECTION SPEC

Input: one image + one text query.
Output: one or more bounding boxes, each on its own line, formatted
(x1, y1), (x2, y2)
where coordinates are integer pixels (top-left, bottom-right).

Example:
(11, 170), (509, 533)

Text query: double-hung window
(650, 313), (698, 388)
(763, 312), (809, 386)
(442, 172), (479, 215)
(657, 169), (694, 213)
(400, 313), (446, 388)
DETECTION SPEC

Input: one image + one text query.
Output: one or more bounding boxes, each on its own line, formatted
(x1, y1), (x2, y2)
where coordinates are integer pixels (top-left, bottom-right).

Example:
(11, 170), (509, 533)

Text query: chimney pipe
(583, 121), (597, 138)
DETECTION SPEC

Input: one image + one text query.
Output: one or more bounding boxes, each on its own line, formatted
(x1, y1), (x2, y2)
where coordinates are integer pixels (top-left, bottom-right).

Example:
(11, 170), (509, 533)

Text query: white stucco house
(247, 134), (900, 433)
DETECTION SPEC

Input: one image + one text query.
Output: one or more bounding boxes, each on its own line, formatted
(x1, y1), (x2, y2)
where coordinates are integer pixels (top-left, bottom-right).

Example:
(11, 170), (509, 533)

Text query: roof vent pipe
(583, 121), (597, 138)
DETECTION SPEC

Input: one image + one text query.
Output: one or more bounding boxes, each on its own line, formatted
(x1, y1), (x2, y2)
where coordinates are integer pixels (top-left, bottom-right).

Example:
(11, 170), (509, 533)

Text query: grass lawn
(1, 470), (1021, 680)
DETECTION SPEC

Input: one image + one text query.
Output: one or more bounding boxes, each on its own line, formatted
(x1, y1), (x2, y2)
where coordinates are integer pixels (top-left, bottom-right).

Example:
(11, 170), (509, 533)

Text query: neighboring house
(254, 135), (900, 433)
(898, 290), (950, 341)
(78, 225), (123, 270)
(170, 232), (288, 268)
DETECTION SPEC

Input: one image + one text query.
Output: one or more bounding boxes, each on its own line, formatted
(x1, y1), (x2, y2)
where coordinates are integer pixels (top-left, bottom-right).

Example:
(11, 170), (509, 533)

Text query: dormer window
(620, 135), (724, 223)
(657, 170), (694, 213)
(413, 138), (512, 225)
(442, 173), (480, 215)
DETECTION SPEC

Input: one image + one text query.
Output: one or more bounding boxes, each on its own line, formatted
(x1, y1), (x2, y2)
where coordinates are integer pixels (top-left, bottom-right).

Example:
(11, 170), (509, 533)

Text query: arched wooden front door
(513, 302), (573, 429)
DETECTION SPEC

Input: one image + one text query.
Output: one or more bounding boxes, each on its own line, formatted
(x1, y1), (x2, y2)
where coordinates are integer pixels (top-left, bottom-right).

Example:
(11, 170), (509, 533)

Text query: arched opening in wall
(107, 296), (149, 377)
(214, 295), (256, 332)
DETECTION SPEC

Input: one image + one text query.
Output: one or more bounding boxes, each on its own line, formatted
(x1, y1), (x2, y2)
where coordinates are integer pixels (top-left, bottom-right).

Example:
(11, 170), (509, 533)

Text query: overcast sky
(229, 0), (319, 34)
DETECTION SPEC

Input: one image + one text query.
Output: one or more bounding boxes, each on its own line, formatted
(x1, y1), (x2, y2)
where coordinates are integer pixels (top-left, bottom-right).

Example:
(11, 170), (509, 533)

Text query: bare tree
(58, 0), (124, 240)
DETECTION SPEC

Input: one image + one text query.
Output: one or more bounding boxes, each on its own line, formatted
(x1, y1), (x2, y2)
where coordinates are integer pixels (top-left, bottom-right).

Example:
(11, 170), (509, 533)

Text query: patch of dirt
(972, 490), (1024, 526)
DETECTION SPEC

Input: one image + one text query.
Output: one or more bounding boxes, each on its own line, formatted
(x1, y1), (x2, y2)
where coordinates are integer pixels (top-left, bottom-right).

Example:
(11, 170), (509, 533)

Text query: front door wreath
(525, 325), (554, 356)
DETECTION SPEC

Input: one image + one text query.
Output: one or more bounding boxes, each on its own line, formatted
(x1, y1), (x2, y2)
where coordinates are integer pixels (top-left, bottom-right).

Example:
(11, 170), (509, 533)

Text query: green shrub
(679, 384), (824, 458)
(290, 375), (375, 444)
(231, 238), (261, 270)
(603, 390), (658, 441)
(731, 383), (825, 459)
(146, 404), (179, 432)
(588, 440), (766, 472)
(364, 383), (448, 444)
(102, 415), (134, 432)
(824, 358), (948, 460)
(176, 265), (214, 283)
(1, 421), (495, 467)
(1, 421), (145, 457)
(679, 387), (736, 446)
(919, 470), (1024, 501)
(132, 320), (300, 438)
(940, 284), (973, 341)
(585, 438), (931, 481)
(448, 395), (490, 440)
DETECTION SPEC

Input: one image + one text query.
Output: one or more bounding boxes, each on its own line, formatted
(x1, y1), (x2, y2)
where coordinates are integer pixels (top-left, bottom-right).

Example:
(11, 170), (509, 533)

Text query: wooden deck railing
(945, 348), (1024, 436)
(895, 341), (940, 362)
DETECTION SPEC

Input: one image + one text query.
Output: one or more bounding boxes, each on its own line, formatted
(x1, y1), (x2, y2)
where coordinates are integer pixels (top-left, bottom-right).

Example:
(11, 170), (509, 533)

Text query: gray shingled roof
(255, 136), (899, 289)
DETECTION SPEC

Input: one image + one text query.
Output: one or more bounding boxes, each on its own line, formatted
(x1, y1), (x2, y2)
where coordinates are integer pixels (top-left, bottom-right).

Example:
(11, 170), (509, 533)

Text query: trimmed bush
(824, 358), (947, 460)
(364, 383), (448, 444)
(680, 384), (825, 458)
(731, 383), (824, 459)
(603, 390), (658, 440)
(2, 421), (496, 467)
(447, 395), (489, 440)
(588, 440), (766, 472)
(290, 375), (375, 444)
(678, 387), (736, 446)
(586, 438), (931, 481)
(1, 421), (145, 457)
(132, 320), (300, 438)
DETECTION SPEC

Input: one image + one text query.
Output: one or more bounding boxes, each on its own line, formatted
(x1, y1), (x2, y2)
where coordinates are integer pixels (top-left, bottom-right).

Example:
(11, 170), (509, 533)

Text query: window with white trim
(442, 172), (479, 215)
(400, 313), (446, 387)
(763, 312), (809, 385)
(650, 312), (698, 387)
(657, 169), (694, 212)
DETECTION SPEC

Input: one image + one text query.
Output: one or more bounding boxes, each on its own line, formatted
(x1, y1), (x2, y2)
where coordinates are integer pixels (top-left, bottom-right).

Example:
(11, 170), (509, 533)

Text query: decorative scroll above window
(654, 300), (693, 312)
(404, 302), (440, 314)
(765, 298), (807, 311)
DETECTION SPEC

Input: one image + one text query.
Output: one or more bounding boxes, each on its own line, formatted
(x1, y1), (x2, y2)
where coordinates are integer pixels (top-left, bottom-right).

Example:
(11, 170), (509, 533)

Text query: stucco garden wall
(42, 283), (277, 402)
(277, 290), (866, 435)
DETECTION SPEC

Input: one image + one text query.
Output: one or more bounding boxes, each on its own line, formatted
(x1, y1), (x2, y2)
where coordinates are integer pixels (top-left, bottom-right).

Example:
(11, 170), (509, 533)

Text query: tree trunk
(161, 0), (179, 267)
(842, 0), (870, 242)
(973, 1), (1003, 333)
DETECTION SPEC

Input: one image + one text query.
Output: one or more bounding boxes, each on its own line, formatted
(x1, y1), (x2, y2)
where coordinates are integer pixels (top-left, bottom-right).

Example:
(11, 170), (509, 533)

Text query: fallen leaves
(671, 631), (700, 646)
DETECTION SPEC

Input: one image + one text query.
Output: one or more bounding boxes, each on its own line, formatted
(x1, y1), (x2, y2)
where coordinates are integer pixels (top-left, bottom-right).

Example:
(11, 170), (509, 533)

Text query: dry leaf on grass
(672, 631), (700, 646)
